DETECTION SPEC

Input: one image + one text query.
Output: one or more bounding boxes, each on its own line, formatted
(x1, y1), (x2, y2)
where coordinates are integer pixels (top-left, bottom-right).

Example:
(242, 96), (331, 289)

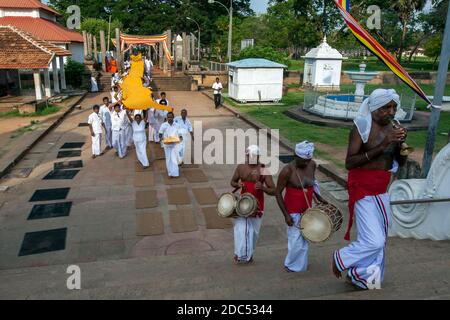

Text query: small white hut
(227, 58), (287, 103)
(302, 37), (344, 91)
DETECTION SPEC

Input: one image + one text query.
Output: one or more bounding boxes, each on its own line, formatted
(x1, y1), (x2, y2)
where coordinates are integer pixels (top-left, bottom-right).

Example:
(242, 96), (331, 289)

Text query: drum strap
(294, 169), (312, 209)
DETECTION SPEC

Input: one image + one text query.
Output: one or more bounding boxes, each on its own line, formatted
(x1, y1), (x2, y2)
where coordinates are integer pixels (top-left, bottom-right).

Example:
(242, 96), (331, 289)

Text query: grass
(224, 89), (450, 168)
(287, 56), (446, 72)
(10, 122), (39, 139)
(0, 105), (60, 118)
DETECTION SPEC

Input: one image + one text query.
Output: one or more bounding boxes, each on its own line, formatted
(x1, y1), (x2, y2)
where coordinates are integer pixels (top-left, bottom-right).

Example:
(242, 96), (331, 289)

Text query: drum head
(300, 209), (333, 243)
(217, 193), (237, 218)
(236, 193), (257, 218)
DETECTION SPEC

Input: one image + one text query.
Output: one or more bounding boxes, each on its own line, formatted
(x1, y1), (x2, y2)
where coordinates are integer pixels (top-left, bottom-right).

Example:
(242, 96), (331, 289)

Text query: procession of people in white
(86, 57), (409, 291)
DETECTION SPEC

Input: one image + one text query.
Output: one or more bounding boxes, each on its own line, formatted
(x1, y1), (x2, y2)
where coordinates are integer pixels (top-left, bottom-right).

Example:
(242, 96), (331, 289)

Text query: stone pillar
(186, 34), (191, 67)
(82, 31), (88, 57)
(93, 35), (98, 62)
(100, 30), (106, 72)
(115, 28), (122, 72)
(52, 57), (60, 93)
(87, 33), (92, 57)
(182, 32), (187, 71)
(159, 42), (163, 70)
(59, 56), (66, 90)
(33, 69), (43, 100)
(173, 34), (177, 72)
(165, 29), (171, 75)
(191, 34), (196, 60)
(43, 68), (51, 97)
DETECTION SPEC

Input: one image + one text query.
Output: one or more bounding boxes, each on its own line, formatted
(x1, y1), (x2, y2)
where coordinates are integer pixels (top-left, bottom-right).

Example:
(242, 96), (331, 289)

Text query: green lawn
(288, 56), (445, 72)
(0, 105), (60, 118)
(225, 90), (449, 167)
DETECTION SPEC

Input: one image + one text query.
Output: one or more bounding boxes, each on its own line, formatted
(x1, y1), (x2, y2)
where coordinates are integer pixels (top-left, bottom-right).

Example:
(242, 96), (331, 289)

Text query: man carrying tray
(230, 145), (276, 264)
(159, 112), (183, 178)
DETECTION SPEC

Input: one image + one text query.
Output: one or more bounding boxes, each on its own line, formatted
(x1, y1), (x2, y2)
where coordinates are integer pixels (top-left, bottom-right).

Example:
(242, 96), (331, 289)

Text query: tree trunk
(398, 21), (408, 63)
(408, 35), (429, 63)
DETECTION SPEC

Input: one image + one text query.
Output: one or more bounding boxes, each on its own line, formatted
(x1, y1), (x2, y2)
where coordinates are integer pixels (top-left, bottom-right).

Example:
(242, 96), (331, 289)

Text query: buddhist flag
(337, 0), (350, 12)
(333, 1), (432, 106)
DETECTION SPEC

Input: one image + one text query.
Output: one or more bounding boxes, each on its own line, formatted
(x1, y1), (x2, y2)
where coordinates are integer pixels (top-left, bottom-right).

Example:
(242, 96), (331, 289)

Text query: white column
(59, 56), (66, 90)
(52, 57), (60, 93)
(43, 68), (51, 97)
(33, 69), (43, 100)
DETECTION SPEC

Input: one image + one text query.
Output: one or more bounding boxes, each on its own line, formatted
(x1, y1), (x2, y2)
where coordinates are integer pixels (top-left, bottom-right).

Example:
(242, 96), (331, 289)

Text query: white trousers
(104, 126), (112, 148)
(334, 194), (390, 289)
(134, 134), (149, 167)
(285, 213), (309, 272)
(233, 217), (263, 262)
(91, 133), (102, 156)
(148, 123), (158, 142)
(112, 129), (127, 158)
(126, 124), (134, 146)
(163, 144), (179, 177)
(178, 133), (191, 164)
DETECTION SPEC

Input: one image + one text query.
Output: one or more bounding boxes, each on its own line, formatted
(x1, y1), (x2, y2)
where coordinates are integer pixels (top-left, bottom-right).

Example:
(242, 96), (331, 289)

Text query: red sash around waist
(242, 181), (264, 217)
(345, 168), (391, 241)
(283, 186), (314, 215)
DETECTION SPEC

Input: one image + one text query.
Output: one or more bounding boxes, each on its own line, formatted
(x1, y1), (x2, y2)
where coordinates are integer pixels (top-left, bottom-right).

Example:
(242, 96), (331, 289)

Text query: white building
(0, 0), (84, 64)
(227, 58), (287, 103)
(302, 37), (344, 91)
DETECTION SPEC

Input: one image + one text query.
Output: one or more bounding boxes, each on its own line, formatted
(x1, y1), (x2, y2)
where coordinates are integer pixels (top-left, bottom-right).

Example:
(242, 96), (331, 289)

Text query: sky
(250, 0), (269, 14)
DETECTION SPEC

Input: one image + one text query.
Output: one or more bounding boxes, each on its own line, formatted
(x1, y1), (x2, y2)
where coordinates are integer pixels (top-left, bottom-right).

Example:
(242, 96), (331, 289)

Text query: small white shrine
(302, 37), (344, 91)
(227, 58), (287, 103)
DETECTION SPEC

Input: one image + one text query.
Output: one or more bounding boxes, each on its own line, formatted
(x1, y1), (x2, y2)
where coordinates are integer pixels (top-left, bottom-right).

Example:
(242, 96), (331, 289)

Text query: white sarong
(234, 217), (263, 262)
(285, 213), (309, 272)
(91, 133), (102, 156)
(163, 144), (180, 177)
(104, 126), (112, 148)
(112, 129), (127, 158)
(334, 193), (390, 289)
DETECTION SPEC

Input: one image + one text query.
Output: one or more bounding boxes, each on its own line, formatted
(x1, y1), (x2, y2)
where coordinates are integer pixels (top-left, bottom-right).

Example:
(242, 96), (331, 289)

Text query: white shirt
(111, 110), (127, 131)
(155, 109), (168, 123)
(147, 108), (157, 125)
(99, 105), (112, 127)
(159, 122), (181, 140)
(88, 112), (103, 134)
(212, 82), (223, 95)
(174, 116), (193, 133)
(111, 91), (119, 104)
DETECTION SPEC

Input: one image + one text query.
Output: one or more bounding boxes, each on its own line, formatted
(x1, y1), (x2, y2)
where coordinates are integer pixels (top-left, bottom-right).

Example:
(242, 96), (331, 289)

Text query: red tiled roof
(0, 16), (83, 43)
(0, 25), (71, 69)
(0, 0), (61, 16)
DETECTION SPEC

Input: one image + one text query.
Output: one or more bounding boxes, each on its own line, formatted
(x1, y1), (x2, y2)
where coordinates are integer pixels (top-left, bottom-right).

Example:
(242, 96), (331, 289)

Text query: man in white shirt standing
(99, 97), (113, 149)
(159, 112), (183, 178)
(88, 105), (104, 159)
(155, 92), (170, 147)
(174, 109), (194, 164)
(212, 77), (223, 109)
(111, 103), (128, 159)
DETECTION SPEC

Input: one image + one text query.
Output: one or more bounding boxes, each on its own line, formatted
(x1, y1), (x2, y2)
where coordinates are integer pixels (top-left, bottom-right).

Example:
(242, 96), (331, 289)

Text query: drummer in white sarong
(174, 109), (193, 164)
(275, 141), (326, 272)
(159, 112), (183, 178)
(230, 145), (275, 264)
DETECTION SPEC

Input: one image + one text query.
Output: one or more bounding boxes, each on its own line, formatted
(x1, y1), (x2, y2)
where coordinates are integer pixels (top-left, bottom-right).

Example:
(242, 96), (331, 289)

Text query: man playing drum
(332, 89), (407, 289)
(230, 145), (276, 264)
(275, 141), (327, 272)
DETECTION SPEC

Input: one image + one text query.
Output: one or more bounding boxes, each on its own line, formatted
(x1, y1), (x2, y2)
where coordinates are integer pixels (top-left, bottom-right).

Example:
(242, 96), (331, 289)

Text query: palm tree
(392, 0), (427, 62)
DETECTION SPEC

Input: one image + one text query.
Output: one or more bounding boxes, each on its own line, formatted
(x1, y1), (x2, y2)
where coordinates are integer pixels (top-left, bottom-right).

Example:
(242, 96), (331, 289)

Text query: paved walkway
(0, 92), (449, 299)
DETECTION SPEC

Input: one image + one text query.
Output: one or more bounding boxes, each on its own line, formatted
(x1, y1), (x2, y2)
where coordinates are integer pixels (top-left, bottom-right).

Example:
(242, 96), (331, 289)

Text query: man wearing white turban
(275, 141), (327, 272)
(230, 145), (276, 264)
(332, 88), (408, 289)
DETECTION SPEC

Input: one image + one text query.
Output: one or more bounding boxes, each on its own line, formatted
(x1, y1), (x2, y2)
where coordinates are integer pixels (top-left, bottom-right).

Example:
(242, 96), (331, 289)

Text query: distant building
(241, 39), (254, 51)
(0, 0), (84, 63)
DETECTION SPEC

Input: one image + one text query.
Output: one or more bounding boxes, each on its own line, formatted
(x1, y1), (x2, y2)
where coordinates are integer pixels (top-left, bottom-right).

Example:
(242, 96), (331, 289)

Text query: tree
(237, 46), (291, 67)
(391, 0), (427, 62)
(424, 34), (443, 67)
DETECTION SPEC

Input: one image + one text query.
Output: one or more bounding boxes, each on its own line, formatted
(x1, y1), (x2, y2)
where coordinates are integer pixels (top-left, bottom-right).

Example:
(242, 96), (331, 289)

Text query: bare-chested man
(332, 89), (407, 290)
(275, 141), (328, 272)
(230, 145), (276, 264)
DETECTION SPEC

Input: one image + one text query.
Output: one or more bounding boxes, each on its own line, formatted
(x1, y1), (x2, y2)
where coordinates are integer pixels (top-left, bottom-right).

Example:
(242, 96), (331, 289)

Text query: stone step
(151, 76), (193, 92)
(1, 239), (449, 299)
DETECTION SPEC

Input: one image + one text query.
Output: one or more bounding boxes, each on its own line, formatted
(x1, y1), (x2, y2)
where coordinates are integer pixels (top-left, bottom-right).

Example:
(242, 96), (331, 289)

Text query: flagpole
(421, 2), (450, 177)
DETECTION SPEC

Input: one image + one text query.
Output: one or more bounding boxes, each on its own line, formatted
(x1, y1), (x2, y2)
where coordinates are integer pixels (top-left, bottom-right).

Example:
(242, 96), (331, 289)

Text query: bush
(236, 46), (291, 67)
(65, 58), (85, 88)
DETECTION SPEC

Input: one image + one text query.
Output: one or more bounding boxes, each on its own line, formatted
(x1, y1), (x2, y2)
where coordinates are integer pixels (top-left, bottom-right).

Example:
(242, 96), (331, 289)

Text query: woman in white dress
(126, 110), (149, 168)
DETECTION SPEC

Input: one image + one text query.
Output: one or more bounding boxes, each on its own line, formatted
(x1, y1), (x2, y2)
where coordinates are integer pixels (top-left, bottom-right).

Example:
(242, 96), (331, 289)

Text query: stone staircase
(151, 75), (195, 92)
(98, 72), (112, 92)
